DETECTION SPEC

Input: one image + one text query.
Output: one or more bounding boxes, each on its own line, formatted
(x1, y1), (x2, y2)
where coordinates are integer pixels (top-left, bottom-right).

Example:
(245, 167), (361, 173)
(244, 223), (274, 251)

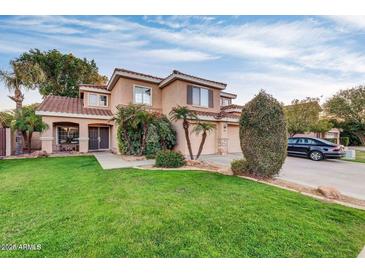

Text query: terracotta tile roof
(114, 68), (164, 81)
(37, 95), (113, 117)
(192, 110), (240, 120)
(220, 104), (244, 110)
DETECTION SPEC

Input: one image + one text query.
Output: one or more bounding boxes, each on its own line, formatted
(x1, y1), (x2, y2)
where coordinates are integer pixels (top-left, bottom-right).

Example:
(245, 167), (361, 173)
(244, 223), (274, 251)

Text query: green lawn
(0, 156), (364, 258)
(343, 149), (365, 163)
(353, 150), (365, 163)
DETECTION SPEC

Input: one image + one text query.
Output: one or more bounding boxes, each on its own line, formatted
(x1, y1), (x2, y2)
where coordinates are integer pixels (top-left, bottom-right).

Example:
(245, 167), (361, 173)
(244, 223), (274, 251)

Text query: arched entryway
(53, 122), (80, 152)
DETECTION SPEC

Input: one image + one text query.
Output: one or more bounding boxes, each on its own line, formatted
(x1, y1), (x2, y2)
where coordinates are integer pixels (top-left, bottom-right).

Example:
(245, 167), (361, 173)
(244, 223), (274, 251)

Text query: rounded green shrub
(340, 136), (350, 146)
(231, 159), (250, 176)
(239, 90), (287, 177)
(155, 150), (186, 168)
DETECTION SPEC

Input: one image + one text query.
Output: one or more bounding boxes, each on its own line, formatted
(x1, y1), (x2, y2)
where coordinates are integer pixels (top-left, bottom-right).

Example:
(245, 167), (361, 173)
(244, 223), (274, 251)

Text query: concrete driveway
(202, 153), (365, 201)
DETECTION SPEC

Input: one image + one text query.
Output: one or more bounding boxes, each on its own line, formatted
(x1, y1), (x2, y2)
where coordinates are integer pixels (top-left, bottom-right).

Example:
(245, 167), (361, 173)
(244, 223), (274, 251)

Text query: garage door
(228, 125), (241, 153)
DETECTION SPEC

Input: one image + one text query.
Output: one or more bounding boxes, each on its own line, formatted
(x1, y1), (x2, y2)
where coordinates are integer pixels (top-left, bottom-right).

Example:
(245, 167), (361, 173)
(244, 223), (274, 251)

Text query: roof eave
(107, 69), (162, 90)
(159, 74), (227, 90)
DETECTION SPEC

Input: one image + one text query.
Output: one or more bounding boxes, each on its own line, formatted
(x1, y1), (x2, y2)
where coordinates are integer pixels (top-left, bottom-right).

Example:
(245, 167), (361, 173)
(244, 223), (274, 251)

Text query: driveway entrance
(202, 153), (365, 200)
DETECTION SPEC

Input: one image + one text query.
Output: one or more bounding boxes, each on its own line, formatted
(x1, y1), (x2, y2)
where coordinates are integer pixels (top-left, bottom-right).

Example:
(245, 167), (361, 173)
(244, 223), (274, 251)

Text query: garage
(227, 125), (241, 153)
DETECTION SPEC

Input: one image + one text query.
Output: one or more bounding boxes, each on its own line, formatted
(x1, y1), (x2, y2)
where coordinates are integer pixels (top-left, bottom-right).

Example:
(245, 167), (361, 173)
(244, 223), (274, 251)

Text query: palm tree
(169, 106), (197, 160)
(0, 111), (14, 128)
(10, 105), (48, 154)
(192, 122), (216, 160)
(0, 60), (45, 154)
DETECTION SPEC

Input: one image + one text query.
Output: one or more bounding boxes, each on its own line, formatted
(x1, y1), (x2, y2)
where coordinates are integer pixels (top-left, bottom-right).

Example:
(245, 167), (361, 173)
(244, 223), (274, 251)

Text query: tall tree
(0, 111), (14, 128)
(169, 106), (197, 160)
(0, 60), (45, 154)
(324, 86), (365, 145)
(11, 104), (48, 153)
(284, 97), (322, 136)
(15, 49), (108, 97)
(192, 122), (215, 160)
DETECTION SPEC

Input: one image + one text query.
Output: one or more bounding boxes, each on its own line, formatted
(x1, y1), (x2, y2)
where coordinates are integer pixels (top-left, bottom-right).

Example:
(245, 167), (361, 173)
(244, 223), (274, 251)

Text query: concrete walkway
(202, 153), (365, 201)
(93, 152), (154, 170)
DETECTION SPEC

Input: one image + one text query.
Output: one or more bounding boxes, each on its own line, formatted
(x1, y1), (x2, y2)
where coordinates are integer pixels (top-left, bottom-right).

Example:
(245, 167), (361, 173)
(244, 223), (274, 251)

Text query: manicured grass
(353, 150), (365, 163)
(0, 156), (364, 258)
(344, 150), (365, 163)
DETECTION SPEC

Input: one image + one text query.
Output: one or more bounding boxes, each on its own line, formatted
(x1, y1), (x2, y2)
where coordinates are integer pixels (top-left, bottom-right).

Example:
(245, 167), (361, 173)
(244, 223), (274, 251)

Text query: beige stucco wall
(110, 78), (162, 113)
(11, 131), (41, 154)
(40, 116), (114, 154)
(161, 79), (221, 116)
(171, 119), (219, 156)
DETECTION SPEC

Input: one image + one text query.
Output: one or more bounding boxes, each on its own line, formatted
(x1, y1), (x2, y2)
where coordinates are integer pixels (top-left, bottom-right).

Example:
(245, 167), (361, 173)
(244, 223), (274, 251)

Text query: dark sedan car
(287, 137), (345, 161)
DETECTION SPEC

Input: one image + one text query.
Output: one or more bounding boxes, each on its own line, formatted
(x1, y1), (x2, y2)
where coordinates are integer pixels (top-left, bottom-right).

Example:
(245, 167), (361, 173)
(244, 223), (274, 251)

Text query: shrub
(239, 90), (287, 178)
(231, 159), (250, 175)
(155, 150), (186, 168)
(324, 138), (338, 144)
(115, 105), (176, 156)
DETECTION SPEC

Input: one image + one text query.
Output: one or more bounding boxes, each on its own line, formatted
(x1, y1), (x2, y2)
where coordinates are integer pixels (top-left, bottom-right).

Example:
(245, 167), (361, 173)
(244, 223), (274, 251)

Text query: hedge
(155, 150), (186, 168)
(239, 91), (287, 177)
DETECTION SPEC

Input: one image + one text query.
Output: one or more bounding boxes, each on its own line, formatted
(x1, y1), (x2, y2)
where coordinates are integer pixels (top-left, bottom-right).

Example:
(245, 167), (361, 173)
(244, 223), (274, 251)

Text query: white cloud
(228, 71), (360, 105)
(325, 15), (365, 30)
(141, 48), (218, 62)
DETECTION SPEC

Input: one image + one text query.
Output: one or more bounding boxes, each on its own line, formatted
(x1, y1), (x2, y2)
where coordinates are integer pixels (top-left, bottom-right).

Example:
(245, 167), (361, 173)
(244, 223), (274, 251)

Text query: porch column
(5, 128), (11, 156)
(217, 121), (228, 155)
(79, 123), (89, 153)
(40, 118), (53, 154)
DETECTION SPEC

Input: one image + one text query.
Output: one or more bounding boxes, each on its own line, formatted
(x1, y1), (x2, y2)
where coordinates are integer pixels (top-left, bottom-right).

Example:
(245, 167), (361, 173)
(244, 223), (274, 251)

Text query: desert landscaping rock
(317, 186), (342, 199)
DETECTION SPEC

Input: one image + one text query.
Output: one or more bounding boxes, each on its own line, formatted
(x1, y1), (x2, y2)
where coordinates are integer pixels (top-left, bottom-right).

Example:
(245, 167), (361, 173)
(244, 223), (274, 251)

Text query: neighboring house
(293, 128), (341, 144)
(35, 68), (242, 156)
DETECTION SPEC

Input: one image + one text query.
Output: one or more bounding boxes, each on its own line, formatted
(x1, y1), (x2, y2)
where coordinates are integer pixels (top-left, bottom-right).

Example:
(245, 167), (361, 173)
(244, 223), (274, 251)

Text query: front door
(99, 127), (109, 149)
(88, 127), (109, 151)
(88, 127), (99, 150)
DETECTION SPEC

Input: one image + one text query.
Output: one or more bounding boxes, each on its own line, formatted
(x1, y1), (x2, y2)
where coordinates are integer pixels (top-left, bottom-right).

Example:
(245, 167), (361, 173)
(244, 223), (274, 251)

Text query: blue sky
(1, 15), (365, 110)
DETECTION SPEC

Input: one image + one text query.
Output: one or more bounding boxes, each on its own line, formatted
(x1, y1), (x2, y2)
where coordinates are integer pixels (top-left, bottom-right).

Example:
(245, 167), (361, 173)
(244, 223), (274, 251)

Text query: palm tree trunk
(195, 132), (207, 160)
(183, 119), (193, 160)
(12, 88), (24, 155)
(28, 131), (33, 154)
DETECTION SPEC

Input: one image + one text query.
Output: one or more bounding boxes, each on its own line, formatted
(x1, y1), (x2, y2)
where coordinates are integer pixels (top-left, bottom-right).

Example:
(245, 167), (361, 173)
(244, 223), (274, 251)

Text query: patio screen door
(88, 127), (109, 150)
(99, 127), (109, 149)
(88, 127), (99, 150)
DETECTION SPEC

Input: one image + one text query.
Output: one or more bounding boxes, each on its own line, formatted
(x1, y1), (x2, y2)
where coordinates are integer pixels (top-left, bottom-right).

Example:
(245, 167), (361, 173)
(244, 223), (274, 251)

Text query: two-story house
(36, 68), (242, 156)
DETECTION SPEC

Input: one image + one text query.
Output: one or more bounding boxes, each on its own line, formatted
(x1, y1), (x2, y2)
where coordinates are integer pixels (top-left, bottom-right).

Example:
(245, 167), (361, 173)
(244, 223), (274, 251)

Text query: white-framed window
(99, 95), (108, 106)
(89, 94), (98, 106)
(192, 86), (209, 108)
(221, 97), (231, 106)
(134, 85), (152, 105)
(88, 93), (108, 107)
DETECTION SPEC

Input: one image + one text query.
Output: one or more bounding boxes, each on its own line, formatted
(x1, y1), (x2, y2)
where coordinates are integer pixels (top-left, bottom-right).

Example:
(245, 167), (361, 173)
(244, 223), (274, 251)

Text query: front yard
(0, 156), (364, 258)
(351, 150), (365, 163)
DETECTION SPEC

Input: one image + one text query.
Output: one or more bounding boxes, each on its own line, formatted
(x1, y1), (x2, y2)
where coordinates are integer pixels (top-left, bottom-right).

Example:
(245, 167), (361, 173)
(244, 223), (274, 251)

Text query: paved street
(202, 153), (365, 200)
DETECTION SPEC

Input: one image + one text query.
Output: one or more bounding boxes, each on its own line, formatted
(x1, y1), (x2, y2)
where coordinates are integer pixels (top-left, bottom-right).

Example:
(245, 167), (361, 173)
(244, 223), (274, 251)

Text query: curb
(358, 246), (365, 258)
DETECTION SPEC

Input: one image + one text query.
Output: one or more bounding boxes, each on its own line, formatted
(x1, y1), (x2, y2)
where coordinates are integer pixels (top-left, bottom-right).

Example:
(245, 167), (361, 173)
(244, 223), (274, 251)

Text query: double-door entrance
(88, 127), (109, 150)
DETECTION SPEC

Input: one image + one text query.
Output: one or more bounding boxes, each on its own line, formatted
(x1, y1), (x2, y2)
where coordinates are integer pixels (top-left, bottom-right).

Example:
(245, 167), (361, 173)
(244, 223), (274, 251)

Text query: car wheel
(309, 151), (323, 161)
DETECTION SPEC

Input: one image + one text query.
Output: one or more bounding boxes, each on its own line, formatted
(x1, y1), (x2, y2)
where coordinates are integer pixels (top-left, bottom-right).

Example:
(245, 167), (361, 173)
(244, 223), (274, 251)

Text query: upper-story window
(134, 85), (152, 105)
(221, 97), (231, 106)
(89, 94), (108, 107)
(192, 86), (209, 108)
